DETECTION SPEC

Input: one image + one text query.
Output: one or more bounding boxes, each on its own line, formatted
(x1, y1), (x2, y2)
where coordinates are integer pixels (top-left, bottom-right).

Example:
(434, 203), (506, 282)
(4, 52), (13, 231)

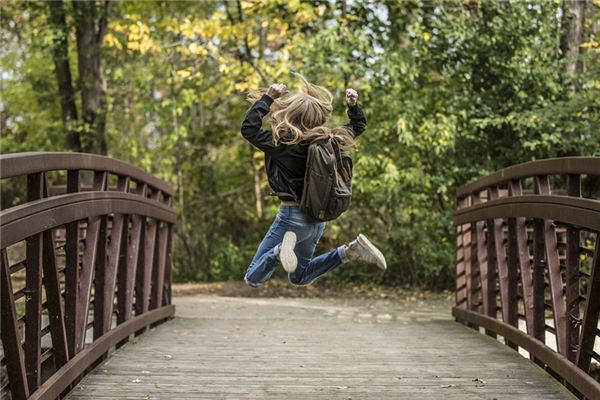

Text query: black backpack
(299, 138), (353, 221)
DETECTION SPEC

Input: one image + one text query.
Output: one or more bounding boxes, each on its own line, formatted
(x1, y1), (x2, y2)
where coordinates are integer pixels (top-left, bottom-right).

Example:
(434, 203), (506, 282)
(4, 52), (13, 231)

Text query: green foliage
(1, 0), (599, 289)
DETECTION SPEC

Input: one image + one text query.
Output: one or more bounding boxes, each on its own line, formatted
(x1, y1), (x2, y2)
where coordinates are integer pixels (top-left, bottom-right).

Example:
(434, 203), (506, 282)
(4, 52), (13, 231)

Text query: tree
(48, 0), (80, 151)
(561, 0), (588, 92)
(72, 0), (111, 154)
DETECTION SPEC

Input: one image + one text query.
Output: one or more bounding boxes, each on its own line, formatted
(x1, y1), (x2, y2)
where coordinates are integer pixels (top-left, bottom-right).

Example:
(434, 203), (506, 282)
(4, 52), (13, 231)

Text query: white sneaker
(349, 234), (387, 270)
(279, 231), (298, 273)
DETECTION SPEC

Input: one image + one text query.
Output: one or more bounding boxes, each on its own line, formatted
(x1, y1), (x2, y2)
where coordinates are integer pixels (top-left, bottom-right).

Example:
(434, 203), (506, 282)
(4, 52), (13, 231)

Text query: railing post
(507, 180), (534, 336)
(64, 169), (80, 359)
(565, 174), (581, 363)
(25, 172), (44, 392)
(1, 250), (30, 400)
(472, 191), (494, 337)
(576, 235), (600, 373)
(534, 175), (567, 356)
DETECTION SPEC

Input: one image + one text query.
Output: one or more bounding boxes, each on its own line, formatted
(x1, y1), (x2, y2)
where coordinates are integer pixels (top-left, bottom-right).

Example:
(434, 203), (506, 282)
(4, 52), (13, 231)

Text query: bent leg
(244, 216), (287, 287)
(288, 223), (351, 286)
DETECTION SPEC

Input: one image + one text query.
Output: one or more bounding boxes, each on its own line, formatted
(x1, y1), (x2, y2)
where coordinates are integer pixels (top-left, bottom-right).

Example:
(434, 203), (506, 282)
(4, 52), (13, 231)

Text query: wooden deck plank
(66, 296), (575, 400)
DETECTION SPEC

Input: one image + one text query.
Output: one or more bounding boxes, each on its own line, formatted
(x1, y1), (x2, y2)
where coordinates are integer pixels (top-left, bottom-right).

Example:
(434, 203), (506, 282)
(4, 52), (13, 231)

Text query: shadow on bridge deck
(65, 296), (575, 399)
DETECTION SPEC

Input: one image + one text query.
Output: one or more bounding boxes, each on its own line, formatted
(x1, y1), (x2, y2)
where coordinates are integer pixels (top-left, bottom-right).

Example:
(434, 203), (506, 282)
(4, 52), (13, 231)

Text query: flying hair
(247, 73), (357, 149)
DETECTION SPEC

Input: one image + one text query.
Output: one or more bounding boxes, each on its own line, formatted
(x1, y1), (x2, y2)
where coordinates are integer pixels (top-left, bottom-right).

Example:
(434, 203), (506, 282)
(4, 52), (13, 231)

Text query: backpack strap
(331, 139), (350, 181)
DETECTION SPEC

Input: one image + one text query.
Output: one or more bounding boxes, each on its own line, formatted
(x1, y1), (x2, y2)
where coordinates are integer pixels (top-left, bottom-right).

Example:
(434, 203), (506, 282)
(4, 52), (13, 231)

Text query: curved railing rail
(453, 156), (600, 399)
(0, 152), (176, 400)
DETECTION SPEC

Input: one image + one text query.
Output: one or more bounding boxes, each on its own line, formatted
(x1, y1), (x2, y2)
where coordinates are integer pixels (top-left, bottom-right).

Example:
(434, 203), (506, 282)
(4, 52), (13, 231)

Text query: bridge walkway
(65, 296), (574, 400)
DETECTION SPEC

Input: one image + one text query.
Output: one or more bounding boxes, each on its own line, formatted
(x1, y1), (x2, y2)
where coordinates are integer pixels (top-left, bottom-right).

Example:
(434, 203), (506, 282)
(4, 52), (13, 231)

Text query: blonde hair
(247, 74), (356, 149)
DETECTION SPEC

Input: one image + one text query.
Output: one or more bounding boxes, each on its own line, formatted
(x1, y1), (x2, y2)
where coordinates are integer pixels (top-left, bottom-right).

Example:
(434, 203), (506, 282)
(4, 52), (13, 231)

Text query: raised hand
(345, 88), (358, 106)
(266, 83), (289, 99)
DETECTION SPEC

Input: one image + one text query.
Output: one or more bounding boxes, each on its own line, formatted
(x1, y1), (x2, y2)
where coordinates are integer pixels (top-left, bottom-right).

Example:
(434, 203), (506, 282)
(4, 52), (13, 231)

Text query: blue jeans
(244, 205), (349, 287)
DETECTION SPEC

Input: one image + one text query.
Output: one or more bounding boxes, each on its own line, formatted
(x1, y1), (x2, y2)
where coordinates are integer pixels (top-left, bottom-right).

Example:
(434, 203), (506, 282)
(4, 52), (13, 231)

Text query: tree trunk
(47, 0), (80, 151)
(73, 0), (110, 155)
(250, 148), (264, 219)
(561, 0), (587, 92)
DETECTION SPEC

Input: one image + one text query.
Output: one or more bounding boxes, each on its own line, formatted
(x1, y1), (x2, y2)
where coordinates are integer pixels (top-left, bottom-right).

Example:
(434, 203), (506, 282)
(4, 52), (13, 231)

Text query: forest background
(1, 0), (599, 289)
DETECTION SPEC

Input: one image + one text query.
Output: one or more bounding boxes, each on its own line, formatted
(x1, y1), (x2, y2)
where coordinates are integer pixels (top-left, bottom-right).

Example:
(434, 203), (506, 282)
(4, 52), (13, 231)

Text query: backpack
(299, 138), (353, 221)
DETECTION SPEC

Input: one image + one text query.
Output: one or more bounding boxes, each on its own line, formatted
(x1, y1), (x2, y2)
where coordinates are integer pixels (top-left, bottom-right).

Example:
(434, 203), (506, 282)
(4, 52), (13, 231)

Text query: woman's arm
(241, 84), (288, 153)
(345, 88), (367, 137)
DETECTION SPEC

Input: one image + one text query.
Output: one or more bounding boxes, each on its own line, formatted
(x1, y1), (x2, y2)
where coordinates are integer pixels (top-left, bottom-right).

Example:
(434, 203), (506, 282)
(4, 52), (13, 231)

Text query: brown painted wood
(39, 170), (70, 371)
(575, 235), (600, 374)
(163, 225), (173, 306)
(93, 216), (108, 341)
(117, 185), (148, 323)
(0, 152), (174, 196)
(42, 229), (69, 369)
(151, 222), (168, 309)
(455, 223), (467, 307)
(535, 176), (567, 356)
(487, 186), (517, 349)
(452, 195), (600, 230)
(471, 192), (494, 336)
(508, 180), (534, 335)
(25, 173), (43, 392)
(456, 156), (600, 197)
(531, 178), (547, 347)
(142, 190), (160, 315)
(565, 174), (581, 362)
(98, 179), (131, 334)
(64, 169), (80, 359)
(1, 250), (30, 400)
(75, 171), (107, 351)
(484, 190), (501, 323)
(1, 153), (176, 400)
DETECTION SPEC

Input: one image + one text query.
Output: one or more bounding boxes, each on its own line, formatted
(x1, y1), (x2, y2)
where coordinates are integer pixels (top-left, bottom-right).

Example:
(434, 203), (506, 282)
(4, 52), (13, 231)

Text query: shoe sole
(280, 231), (298, 273)
(357, 234), (387, 270)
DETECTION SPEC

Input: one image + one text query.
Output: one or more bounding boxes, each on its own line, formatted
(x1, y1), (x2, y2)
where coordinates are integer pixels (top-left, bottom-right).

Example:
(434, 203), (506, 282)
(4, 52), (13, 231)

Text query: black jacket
(241, 94), (367, 202)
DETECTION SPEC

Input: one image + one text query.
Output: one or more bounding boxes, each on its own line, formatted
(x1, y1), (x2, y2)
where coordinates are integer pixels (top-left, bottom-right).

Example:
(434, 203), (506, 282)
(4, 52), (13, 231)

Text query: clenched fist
(266, 83), (289, 100)
(345, 88), (358, 106)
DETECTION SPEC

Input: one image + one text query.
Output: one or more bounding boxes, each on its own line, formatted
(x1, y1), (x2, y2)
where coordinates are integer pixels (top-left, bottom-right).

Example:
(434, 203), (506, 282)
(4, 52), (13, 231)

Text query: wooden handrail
(454, 156), (600, 399)
(0, 152), (176, 400)
(456, 156), (600, 198)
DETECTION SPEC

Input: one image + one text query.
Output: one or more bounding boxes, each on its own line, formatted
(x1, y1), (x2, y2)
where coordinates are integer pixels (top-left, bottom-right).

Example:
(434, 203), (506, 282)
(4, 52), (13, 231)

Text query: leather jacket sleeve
(241, 94), (282, 155)
(346, 104), (367, 138)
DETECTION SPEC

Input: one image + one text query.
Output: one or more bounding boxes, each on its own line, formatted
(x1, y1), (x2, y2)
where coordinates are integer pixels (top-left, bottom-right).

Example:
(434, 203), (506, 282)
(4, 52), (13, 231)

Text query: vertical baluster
(139, 190), (161, 318)
(76, 171), (107, 351)
(25, 172), (43, 391)
(1, 250), (30, 399)
(472, 191), (495, 337)
(41, 175), (69, 370)
(485, 189), (498, 324)
(461, 196), (473, 310)
(455, 220), (467, 308)
(134, 189), (159, 336)
(566, 174), (581, 362)
(96, 176), (130, 338)
(151, 221), (169, 310)
(531, 198), (547, 353)
(535, 175), (567, 356)
(120, 183), (147, 326)
(64, 169), (80, 358)
(508, 179), (535, 336)
(488, 186), (517, 349)
(576, 235), (600, 373)
(163, 224), (173, 306)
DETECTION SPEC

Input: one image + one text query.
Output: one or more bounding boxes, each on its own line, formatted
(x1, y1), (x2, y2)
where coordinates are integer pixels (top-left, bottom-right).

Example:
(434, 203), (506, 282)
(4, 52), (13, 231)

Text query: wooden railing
(453, 156), (600, 399)
(0, 152), (176, 400)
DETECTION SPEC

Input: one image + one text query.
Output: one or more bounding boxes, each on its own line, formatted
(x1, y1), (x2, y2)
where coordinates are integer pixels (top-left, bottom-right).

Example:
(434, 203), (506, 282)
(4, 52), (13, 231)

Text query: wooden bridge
(1, 152), (599, 399)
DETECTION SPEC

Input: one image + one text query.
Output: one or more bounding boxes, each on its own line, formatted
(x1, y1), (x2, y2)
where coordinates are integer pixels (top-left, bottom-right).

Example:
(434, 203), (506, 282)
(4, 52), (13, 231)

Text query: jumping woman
(241, 75), (387, 288)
